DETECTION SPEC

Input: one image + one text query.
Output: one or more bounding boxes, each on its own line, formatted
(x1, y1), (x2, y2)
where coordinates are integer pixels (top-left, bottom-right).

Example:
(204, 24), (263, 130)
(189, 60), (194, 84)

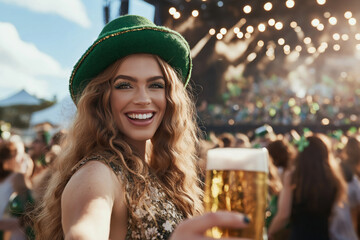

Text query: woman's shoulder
(71, 153), (121, 175)
(62, 159), (122, 207)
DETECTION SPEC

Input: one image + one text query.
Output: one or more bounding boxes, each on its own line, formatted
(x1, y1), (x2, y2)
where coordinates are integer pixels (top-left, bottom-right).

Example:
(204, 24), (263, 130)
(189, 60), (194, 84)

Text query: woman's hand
(170, 211), (250, 240)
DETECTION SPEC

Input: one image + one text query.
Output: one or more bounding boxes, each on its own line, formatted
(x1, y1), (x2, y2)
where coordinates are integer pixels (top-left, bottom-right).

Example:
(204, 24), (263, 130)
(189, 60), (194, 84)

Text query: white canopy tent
(0, 89), (41, 107)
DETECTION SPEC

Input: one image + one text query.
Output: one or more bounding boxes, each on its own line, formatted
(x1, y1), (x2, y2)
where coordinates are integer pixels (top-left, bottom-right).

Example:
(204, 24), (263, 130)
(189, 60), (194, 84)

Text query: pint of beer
(204, 148), (268, 239)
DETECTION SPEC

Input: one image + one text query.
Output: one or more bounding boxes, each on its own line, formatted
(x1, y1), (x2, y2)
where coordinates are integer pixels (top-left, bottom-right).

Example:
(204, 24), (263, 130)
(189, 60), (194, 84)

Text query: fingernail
(244, 215), (250, 224)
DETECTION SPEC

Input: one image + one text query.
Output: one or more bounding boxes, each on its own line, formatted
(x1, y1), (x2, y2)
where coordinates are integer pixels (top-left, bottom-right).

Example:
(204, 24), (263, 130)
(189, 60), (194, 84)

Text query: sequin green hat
(69, 15), (192, 103)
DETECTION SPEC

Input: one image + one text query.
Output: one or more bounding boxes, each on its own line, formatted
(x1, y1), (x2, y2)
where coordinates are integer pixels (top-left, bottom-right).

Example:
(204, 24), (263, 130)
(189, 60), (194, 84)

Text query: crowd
(198, 125), (360, 240)
(1, 124), (360, 239)
(197, 74), (360, 126)
(0, 129), (66, 240)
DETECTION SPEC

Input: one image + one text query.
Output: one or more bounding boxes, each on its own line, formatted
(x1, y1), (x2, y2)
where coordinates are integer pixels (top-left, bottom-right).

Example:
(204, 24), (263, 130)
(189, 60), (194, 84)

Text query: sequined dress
(73, 154), (184, 240)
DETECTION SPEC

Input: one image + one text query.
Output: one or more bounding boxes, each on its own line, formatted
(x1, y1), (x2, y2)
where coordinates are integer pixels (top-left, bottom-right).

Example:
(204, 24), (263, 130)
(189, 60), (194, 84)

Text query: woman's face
(110, 54), (166, 147)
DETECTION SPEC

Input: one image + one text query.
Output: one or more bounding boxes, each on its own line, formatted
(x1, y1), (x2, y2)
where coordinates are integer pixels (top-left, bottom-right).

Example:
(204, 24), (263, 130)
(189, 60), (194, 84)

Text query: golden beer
(204, 148), (268, 239)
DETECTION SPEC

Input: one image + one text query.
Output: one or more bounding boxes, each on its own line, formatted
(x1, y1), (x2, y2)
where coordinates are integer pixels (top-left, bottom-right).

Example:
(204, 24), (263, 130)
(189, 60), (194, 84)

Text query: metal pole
(120, 0), (129, 16)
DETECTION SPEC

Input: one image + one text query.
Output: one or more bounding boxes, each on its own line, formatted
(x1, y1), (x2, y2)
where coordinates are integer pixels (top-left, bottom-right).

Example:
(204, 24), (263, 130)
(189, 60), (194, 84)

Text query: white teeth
(127, 113), (153, 120)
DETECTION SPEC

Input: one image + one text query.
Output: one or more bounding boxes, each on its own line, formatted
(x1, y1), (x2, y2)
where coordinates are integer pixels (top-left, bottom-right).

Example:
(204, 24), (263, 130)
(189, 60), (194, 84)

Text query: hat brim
(70, 26), (192, 103)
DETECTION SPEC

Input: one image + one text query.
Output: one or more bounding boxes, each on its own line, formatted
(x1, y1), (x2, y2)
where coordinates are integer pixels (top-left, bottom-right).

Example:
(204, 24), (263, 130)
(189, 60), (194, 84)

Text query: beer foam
(206, 148), (269, 172)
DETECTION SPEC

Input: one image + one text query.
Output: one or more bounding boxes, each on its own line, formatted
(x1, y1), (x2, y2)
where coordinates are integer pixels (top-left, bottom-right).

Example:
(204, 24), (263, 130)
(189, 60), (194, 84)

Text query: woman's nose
(133, 88), (151, 105)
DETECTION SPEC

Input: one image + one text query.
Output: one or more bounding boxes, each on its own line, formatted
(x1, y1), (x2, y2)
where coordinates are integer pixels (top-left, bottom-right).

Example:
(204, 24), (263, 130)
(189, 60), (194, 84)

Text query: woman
(33, 15), (248, 240)
(0, 140), (33, 240)
(268, 134), (346, 240)
(266, 138), (295, 181)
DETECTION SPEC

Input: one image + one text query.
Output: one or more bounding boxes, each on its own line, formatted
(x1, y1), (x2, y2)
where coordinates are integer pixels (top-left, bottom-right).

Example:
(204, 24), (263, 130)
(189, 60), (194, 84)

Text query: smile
(126, 112), (154, 120)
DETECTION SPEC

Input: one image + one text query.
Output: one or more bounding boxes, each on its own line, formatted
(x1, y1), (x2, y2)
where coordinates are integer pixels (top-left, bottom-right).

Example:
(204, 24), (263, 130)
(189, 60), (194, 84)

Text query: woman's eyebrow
(113, 75), (134, 82)
(147, 76), (165, 82)
(113, 75), (164, 82)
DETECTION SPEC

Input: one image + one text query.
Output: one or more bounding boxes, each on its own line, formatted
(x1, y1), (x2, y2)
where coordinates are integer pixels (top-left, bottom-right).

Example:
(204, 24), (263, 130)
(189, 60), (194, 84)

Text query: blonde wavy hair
(33, 54), (203, 240)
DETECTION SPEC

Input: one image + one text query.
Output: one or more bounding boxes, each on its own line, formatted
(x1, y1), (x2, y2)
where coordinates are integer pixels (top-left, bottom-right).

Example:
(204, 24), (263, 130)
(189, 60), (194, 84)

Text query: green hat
(69, 15), (192, 103)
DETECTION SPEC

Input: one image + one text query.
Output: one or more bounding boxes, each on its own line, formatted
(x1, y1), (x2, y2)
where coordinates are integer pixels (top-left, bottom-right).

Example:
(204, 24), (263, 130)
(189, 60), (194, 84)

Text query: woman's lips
(125, 112), (155, 126)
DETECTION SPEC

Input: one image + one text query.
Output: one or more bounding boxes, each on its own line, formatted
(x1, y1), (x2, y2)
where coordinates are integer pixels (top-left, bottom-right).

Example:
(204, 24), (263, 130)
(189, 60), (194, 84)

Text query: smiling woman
(110, 54), (166, 151)
(32, 15), (250, 240)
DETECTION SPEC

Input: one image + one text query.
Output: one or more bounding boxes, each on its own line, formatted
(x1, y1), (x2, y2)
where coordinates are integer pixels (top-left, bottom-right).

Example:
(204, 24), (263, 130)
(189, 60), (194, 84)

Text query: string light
(169, 7), (176, 15)
(349, 18), (357, 26)
(284, 45), (291, 54)
(246, 25), (254, 33)
(285, 0), (295, 8)
(318, 45), (326, 53)
(311, 18), (320, 27)
(247, 52), (257, 62)
(168, 0), (360, 70)
(264, 2), (273, 11)
(278, 38), (285, 45)
(317, 24), (324, 31)
(320, 42), (328, 48)
(258, 23), (266, 32)
(290, 21), (297, 28)
(294, 26), (301, 33)
(344, 11), (352, 19)
(237, 32), (244, 39)
(304, 37), (312, 44)
(192, 10), (199, 17)
(275, 22), (283, 30)
(342, 34), (349, 41)
(307, 47), (316, 54)
(243, 5), (252, 14)
(333, 33), (340, 40)
(257, 40), (265, 47)
(218, 28), (226, 35)
(268, 19), (276, 26)
(173, 12), (181, 19)
(329, 17), (337, 25)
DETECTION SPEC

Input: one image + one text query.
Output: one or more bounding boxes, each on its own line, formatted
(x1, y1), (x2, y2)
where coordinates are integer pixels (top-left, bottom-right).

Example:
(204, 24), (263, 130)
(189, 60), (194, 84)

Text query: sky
(0, 0), (155, 101)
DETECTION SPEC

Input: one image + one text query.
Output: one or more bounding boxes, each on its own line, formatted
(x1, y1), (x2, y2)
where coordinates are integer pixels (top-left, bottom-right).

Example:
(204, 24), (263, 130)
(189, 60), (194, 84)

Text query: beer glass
(203, 148), (268, 239)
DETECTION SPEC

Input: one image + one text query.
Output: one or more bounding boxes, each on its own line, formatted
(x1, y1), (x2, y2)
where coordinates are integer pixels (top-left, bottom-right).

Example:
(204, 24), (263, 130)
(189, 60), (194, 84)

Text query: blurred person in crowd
(266, 138), (295, 180)
(28, 131), (49, 178)
(252, 124), (276, 148)
(268, 134), (347, 240)
(339, 136), (360, 237)
(1, 173), (35, 240)
(31, 130), (66, 202)
(9, 136), (33, 179)
(33, 15), (249, 240)
(341, 136), (360, 178)
(265, 153), (290, 240)
(329, 158), (360, 240)
(48, 129), (66, 147)
(234, 132), (251, 148)
(217, 132), (236, 148)
(0, 140), (33, 240)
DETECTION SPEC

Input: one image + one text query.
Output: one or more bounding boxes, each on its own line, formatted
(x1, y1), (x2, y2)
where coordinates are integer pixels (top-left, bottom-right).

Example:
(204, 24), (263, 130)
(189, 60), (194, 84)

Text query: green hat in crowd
(69, 15), (192, 103)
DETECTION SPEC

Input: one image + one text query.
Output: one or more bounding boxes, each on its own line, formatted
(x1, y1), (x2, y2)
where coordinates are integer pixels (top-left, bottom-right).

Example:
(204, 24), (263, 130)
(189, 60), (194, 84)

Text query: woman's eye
(150, 82), (165, 89)
(114, 82), (132, 89)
